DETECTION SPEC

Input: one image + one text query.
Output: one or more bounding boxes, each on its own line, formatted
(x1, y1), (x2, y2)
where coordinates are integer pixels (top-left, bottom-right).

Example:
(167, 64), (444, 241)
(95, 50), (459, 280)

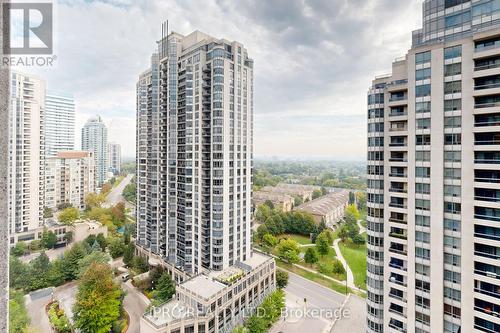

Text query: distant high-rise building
(45, 151), (96, 210)
(367, 1), (500, 333)
(136, 30), (253, 274)
(81, 116), (108, 186)
(45, 90), (75, 157)
(108, 142), (121, 175)
(8, 72), (45, 233)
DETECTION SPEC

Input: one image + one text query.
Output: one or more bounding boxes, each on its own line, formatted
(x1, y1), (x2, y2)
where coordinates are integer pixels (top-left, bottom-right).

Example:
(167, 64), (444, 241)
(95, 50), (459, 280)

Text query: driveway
(54, 281), (79, 322)
(19, 246), (67, 263)
(25, 288), (54, 333)
(122, 279), (150, 333)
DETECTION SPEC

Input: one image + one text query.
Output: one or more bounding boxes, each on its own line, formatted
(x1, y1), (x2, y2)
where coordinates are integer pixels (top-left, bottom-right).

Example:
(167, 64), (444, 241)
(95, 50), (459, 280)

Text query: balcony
(389, 232), (408, 240)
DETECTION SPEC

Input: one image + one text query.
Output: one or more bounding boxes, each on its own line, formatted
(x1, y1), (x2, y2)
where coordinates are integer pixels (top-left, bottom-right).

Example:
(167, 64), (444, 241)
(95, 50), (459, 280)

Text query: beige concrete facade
(45, 151), (96, 210)
(367, 7), (500, 333)
(9, 72), (46, 233)
(140, 251), (275, 333)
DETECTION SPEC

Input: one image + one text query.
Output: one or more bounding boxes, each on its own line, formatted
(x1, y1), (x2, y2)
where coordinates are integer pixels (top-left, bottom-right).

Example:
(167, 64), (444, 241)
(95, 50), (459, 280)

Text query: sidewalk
(332, 238), (355, 289)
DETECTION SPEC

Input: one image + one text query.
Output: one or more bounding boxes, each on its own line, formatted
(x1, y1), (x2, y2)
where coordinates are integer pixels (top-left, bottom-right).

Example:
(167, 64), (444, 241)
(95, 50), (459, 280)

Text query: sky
(24, 0), (423, 160)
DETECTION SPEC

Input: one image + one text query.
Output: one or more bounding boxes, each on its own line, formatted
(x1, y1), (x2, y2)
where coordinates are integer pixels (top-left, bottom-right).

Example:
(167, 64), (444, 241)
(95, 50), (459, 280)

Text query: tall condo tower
(136, 29), (253, 274)
(45, 90), (75, 157)
(9, 72), (46, 233)
(367, 1), (500, 332)
(81, 115), (108, 186)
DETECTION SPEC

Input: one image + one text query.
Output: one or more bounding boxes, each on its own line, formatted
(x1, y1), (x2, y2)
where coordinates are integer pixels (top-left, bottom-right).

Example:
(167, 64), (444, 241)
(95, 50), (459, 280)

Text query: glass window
(416, 101), (431, 113)
(445, 11), (471, 29)
(416, 84), (431, 97)
(416, 51), (431, 64)
(444, 63), (461, 76)
(444, 116), (461, 128)
(444, 45), (462, 59)
(416, 68), (431, 80)
(444, 80), (462, 94)
(416, 118), (431, 129)
(416, 167), (431, 178)
(444, 99), (461, 111)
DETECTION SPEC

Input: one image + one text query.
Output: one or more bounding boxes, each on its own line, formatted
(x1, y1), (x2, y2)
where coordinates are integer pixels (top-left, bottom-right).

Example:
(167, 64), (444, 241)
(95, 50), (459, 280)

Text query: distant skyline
(23, 0), (422, 159)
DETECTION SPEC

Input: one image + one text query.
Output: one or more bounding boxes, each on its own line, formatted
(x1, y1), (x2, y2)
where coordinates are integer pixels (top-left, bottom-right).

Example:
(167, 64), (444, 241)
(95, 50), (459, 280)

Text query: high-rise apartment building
(81, 115), (108, 186)
(45, 90), (75, 157)
(45, 151), (96, 210)
(8, 72), (45, 233)
(108, 142), (121, 175)
(136, 29), (253, 274)
(136, 27), (276, 333)
(367, 1), (500, 333)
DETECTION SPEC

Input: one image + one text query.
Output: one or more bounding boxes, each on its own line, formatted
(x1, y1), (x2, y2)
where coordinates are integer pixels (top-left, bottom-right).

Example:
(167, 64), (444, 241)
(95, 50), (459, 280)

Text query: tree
(73, 263), (122, 333)
(11, 242), (27, 257)
(338, 225), (349, 242)
(122, 181), (136, 203)
(263, 200), (275, 210)
(304, 247), (319, 264)
(58, 207), (80, 225)
(9, 289), (30, 333)
(276, 239), (300, 264)
(77, 251), (111, 278)
(43, 206), (53, 218)
(132, 256), (149, 273)
(315, 231), (331, 256)
(276, 270), (289, 289)
(62, 243), (88, 281)
(9, 256), (29, 290)
(232, 326), (249, 333)
(293, 195), (303, 207)
(57, 202), (73, 210)
(152, 272), (175, 302)
(110, 203), (126, 225)
(46, 259), (66, 287)
(123, 243), (135, 267)
(28, 252), (51, 290)
(245, 316), (267, 333)
(348, 191), (356, 204)
(262, 233), (278, 248)
(41, 229), (58, 249)
(101, 183), (112, 194)
(312, 189), (322, 200)
(332, 259), (346, 275)
(344, 204), (360, 224)
(352, 234), (366, 246)
(356, 191), (367, 211)
(85, 192), (106, 210)
(107, 237), (126, 259)
(85, 234), (106, 251)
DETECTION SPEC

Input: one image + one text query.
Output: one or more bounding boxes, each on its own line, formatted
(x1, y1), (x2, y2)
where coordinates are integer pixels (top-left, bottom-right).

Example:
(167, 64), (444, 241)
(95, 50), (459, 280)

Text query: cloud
(21, 0), (422, 159)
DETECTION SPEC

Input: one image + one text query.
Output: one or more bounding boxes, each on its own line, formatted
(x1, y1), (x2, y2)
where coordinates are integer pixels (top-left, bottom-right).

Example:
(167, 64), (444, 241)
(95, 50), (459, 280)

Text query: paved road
(122, 278), (150, 333)
(25, 289), (53, 333)
(54, 281), (79, 322)
(105, 174), (133, 207)
(270, 272), (345, 333)
(270, 272), (366, 333)
(19, 246), (67, 263)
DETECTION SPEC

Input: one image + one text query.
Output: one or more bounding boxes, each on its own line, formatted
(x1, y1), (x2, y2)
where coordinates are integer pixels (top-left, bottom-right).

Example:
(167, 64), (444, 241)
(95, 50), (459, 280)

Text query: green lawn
(338, 240), (367, 290)
(278, 234), (312, 245)
(299, 247), (345, 281)
(276, 260), (351, 295)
